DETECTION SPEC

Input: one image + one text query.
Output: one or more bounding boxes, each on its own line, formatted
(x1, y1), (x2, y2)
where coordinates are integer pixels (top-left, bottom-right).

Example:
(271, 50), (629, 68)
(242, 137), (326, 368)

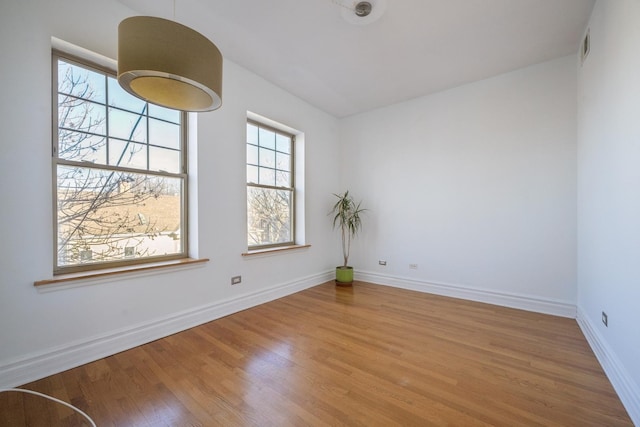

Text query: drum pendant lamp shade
(118, 16), (223, 112)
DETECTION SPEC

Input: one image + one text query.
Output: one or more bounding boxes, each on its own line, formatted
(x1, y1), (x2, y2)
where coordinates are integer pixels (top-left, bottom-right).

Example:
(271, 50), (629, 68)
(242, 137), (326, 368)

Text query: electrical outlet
(231, 276), (242, 285)
(602, 311), (608, 327)
(379, 260), (387, 266)
(409, 264), (418, 269)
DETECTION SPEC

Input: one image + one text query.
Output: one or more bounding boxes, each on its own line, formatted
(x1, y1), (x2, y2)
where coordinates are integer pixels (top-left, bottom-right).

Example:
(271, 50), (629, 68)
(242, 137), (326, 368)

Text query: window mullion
(105, 73), (110, 167)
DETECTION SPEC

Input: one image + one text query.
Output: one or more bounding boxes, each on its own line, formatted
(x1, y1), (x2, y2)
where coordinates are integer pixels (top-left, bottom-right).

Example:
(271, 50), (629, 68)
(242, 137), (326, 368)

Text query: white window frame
(246, 118), (297, 250)
(52, 49), (189, 274)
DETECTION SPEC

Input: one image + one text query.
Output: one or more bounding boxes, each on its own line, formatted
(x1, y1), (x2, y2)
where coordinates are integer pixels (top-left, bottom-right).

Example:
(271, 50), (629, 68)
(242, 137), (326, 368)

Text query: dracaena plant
(331, 191), (366, 268)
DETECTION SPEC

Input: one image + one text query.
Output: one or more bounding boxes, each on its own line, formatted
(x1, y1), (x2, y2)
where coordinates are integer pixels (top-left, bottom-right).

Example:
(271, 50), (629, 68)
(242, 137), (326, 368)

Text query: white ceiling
(117, 0), (595, 118)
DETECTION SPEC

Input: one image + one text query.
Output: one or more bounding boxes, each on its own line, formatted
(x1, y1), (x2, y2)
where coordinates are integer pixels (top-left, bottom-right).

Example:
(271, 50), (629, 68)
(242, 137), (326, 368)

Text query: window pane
(107, 77), (146, 113)
(58, 131), (107, 164)
(259, 147), (275, 168)
(108, 107), (147, 143)
(247, 187), (292, 247)
(276, 134), (291, 154)
(259, 167), (275, 186)
(149, 146), (180, 174)
(58, 95), (106, 136)
(276, 152), (290, 172)
(149, 104), (180, 124)
(109, 139), (147, 170)
(149, 118), (180, 150)
(276, 170), (291, 187)
(259, 127), (275, 149)
(56, 165), (183, 267)
(58, 60), (106, 103)
(247, 123), (258, 145)
(247, 144), (258, 166)
(247, 165), (258, 183)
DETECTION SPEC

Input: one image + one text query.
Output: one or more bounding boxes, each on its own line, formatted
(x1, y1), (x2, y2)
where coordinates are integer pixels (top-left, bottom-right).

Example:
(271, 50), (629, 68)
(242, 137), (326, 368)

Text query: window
(53, 51), (187, 273)
(246, 120), (295, 249)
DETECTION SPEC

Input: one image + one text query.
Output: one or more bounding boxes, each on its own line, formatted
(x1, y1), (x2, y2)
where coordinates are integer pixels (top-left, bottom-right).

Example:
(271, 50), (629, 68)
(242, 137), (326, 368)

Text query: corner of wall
(576, 305), (640, 424)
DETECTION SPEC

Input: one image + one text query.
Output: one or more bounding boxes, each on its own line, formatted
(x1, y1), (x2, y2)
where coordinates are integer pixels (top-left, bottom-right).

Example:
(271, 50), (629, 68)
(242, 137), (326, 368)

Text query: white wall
(340, 56), (577, 309)
(0, 0), (339, 386)
(577, 0), (640, 420)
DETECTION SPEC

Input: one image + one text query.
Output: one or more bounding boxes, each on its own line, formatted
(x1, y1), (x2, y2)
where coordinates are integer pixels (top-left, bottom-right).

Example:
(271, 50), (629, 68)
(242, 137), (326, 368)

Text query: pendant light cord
(0, 388), (97, 427)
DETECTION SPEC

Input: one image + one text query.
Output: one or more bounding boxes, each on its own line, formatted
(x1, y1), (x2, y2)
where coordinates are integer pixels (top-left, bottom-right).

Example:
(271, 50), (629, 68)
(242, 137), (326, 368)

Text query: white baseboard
(356, 270), (577, 318)
(576, 306), (640, 425)
(0, 270), (333, 389)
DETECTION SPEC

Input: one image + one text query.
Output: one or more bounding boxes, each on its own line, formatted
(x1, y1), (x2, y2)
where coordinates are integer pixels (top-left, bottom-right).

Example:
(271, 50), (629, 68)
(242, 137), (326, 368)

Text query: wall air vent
(581, 29), (590, 65)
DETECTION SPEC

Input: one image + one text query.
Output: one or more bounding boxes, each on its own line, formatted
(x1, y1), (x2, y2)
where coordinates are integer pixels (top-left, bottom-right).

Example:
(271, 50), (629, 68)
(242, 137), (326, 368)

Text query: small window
(53, 51), (188, 273)
(246, 119), (295, 249)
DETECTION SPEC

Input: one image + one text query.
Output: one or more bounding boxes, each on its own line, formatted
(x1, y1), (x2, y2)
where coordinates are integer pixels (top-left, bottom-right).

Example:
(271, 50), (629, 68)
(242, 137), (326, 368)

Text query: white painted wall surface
(340, 56), (577, 305)
(577, 0), (640, 419)
(0, 0), (339, 384)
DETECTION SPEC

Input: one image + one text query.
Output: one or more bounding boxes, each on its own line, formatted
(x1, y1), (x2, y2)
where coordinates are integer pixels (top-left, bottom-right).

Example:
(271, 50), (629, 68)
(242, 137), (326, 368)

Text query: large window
(53, 52), (187, 273)
(246, 120), (295, 249)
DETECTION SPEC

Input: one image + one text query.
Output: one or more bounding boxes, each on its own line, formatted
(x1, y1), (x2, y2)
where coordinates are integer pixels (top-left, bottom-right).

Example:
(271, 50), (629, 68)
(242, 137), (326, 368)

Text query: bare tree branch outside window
(247, 187), (292, 246)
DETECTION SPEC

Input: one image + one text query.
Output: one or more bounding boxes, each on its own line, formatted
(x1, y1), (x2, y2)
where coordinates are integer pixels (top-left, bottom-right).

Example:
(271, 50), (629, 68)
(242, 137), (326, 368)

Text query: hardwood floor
(0, 281), (633, 426)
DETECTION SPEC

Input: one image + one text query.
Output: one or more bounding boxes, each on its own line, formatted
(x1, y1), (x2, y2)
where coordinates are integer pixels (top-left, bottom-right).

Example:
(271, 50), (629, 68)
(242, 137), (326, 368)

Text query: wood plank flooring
(0, 281), (633, 426)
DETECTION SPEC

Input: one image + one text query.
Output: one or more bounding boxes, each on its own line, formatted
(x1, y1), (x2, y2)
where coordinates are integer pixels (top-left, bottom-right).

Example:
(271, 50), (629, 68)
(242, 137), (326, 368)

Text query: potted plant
(331, 191), (366, 286)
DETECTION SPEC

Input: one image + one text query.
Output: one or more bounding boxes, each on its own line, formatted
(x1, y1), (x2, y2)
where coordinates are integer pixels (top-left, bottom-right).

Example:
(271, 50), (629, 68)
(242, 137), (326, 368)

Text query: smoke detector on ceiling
(355, 2), (372, 17)
(335, 0), (387, 25)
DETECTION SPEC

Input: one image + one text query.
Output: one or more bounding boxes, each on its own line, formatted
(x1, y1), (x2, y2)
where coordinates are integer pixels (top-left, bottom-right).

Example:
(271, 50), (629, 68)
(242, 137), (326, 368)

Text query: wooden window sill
(242, 244), (311, 257)
(34, 258), (209, 289)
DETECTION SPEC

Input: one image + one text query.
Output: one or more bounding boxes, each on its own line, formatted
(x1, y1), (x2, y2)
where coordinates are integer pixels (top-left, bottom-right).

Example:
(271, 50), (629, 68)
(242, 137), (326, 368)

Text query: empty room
(0, 0), (638, 425)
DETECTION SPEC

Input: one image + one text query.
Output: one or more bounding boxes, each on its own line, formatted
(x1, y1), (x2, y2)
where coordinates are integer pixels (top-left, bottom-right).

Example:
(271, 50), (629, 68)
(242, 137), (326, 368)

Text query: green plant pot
(335, 266), (354, 286)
